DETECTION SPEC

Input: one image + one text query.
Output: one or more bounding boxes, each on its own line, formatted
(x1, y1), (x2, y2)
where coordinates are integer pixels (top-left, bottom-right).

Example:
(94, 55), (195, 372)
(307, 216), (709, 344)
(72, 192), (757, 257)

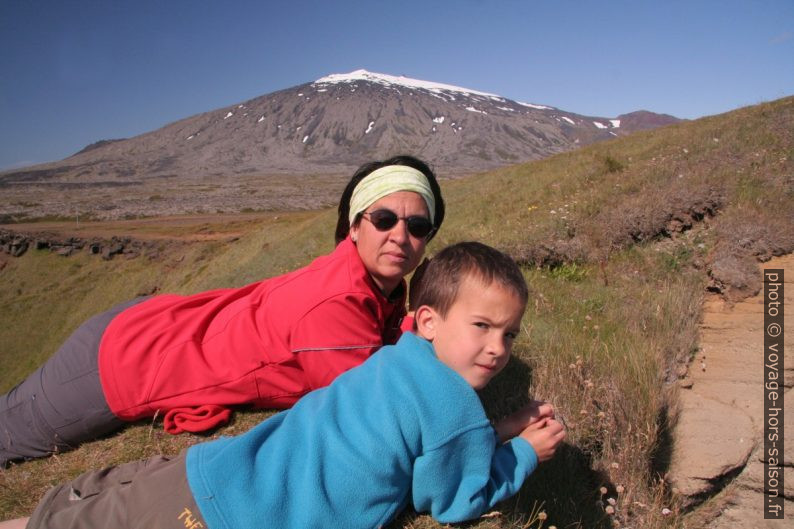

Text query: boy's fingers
(527, 417), (549, 430)
(545, 419), (565, 434)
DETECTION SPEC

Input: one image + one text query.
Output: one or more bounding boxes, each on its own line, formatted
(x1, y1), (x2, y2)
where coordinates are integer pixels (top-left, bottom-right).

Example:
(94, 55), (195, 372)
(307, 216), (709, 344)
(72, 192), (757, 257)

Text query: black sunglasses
(361, 209), (434, 239)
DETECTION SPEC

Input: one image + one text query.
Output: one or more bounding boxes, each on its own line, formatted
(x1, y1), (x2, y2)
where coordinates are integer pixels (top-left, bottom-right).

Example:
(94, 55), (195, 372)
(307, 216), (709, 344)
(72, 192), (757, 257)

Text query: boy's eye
(504, 329), (520, 340)
(474, 322), (489, 329)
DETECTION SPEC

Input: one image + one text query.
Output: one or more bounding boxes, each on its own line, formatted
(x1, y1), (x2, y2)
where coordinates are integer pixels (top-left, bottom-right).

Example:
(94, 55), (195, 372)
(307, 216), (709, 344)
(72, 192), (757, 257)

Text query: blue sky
(1, 0), (792, 170)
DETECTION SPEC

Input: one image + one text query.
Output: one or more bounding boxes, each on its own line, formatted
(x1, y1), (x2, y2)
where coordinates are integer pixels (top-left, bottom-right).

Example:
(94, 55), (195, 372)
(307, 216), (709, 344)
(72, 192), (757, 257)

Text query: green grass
(2, 96), (793, 527)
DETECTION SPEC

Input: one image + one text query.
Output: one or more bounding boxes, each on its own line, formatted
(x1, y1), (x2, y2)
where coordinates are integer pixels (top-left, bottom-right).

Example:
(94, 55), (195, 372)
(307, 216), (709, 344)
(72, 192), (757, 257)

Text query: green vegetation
(1, 96), (793, 527)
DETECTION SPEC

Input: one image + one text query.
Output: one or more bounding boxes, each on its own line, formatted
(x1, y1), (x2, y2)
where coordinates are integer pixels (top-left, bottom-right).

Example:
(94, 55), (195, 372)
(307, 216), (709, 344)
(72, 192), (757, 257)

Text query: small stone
(662, 507), (672, 516)
(607, 497), (617, 506)
(605, 505), (615, 515)
(611, 462), (620, 469)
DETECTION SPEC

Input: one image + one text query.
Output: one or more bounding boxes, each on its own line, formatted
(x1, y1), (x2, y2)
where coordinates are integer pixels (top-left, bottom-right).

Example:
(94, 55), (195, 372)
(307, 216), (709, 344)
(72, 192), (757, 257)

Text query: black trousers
(0, 298), (146, 466)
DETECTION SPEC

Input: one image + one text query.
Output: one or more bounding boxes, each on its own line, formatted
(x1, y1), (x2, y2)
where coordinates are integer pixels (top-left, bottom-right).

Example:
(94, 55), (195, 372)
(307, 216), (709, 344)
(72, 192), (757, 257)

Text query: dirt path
(669, 254), (793, 525)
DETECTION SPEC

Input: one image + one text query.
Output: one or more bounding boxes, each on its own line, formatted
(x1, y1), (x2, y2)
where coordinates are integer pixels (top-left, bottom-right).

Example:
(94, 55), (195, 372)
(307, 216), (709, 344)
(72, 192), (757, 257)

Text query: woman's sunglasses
(361, 209), (434, 239)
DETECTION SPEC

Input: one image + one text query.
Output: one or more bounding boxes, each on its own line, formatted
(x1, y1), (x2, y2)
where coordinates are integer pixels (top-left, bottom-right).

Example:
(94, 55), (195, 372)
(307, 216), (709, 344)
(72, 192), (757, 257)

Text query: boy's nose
(487, 336), (508, 358)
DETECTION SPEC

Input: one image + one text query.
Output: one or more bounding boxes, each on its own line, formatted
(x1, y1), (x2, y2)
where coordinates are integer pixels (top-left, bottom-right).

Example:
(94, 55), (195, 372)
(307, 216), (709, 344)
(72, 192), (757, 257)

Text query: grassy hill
(1, 96), (792, 528)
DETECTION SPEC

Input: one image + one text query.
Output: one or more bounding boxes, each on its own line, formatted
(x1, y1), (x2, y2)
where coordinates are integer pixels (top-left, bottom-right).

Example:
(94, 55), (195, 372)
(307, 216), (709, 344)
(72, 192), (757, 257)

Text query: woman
(0, 155), (445, 466)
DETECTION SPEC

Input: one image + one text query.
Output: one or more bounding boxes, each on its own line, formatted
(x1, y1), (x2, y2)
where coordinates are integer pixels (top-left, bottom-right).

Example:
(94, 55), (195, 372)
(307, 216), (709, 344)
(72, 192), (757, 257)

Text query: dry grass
(2, 96), (793, 527)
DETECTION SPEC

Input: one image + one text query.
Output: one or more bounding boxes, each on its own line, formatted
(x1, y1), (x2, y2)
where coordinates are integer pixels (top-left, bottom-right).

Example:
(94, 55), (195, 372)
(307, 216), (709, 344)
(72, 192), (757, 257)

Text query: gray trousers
(0, 298), (146, 467)
(27, 451), (204, 529)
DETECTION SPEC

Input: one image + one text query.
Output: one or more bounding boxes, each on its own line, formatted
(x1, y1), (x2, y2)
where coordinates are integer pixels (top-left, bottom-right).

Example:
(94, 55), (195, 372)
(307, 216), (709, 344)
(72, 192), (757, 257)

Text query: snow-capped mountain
(2, 69), (680, 184)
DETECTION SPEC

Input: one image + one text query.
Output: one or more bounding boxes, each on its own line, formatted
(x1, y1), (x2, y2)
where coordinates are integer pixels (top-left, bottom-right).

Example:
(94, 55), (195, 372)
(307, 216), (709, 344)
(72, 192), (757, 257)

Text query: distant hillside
(3, 70), (680, 181)
(0, 70), (680, 222)
(71, 138), (126, 156)
(612, 110), (681, 131)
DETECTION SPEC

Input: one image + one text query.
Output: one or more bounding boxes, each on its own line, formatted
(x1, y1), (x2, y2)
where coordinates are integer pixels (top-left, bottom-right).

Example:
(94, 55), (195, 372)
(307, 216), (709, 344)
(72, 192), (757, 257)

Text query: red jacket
(98, 237), (406, 432)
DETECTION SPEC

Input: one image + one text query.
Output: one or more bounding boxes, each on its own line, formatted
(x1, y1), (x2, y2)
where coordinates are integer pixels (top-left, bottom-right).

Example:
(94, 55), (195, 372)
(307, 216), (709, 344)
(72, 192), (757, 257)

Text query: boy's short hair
(413, 241), (529, 317)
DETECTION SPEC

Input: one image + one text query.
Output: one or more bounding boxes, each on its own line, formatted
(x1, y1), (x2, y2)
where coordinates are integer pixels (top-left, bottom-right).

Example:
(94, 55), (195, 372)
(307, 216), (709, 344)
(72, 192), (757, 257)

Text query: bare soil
(669, 254), (793, 525)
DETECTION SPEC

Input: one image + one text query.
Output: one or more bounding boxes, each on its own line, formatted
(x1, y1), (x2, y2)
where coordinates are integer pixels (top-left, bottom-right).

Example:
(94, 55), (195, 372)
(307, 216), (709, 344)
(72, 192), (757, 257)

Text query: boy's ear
(414, 305), (440, 341)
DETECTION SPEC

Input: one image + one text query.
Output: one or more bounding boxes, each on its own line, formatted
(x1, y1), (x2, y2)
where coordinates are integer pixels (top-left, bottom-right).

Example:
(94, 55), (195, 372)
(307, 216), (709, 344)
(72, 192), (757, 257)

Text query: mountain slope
(1, 70), (679, 183)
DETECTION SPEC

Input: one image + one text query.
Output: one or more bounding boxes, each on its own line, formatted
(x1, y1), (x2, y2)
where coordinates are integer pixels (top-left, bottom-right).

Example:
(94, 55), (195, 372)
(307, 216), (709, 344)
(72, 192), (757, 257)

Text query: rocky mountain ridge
(0, 70), (680, 221)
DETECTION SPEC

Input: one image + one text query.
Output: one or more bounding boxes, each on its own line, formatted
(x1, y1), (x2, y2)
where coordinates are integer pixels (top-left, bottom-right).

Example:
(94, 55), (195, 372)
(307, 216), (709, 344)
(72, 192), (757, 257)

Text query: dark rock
(67, 238), (85, 249)
(10, 240), (28, 257)
(102, 243), (124, 260)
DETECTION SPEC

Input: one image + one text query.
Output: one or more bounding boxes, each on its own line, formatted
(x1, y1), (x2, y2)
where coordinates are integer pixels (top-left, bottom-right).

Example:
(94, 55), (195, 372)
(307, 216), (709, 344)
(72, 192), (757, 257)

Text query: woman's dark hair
(334, 155), (445, 245)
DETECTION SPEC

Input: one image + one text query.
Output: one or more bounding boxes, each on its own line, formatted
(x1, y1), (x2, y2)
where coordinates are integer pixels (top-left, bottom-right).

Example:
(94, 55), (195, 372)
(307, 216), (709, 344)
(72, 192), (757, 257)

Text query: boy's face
(416, 276), (525, 390)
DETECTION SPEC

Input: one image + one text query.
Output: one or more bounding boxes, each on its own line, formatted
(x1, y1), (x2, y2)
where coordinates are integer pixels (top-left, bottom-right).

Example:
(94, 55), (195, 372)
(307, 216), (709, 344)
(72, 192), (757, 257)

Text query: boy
(3, 241), (565, 529)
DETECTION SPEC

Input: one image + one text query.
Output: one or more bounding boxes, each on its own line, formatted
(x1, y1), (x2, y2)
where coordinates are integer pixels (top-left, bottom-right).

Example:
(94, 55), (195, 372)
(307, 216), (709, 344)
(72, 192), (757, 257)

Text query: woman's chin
(372, 270), (406, 293)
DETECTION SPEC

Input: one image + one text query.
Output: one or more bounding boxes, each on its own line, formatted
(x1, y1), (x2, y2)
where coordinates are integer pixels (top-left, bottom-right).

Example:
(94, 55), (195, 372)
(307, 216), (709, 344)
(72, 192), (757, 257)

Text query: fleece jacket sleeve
(412, 429), (538, 523)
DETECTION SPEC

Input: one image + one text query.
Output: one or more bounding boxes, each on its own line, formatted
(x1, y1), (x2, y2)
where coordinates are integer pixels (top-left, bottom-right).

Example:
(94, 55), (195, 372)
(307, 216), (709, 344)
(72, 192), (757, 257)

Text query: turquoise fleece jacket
(186, 332), (538, 529)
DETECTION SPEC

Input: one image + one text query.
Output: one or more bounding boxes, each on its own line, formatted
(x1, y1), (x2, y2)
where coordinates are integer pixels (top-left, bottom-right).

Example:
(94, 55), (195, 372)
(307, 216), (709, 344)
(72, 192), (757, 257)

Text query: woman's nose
(388, 219), (409, 243)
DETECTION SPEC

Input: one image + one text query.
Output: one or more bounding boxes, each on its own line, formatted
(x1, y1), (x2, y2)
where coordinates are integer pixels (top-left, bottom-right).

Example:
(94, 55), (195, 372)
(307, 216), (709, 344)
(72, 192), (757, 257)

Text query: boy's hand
(518, 418), (565, 462)
(494, 400), (555, 443)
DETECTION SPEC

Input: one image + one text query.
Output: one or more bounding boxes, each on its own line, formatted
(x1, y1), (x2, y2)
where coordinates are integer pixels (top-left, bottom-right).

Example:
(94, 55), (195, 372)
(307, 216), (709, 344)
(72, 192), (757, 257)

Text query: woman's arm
(291, 293), (390, 391)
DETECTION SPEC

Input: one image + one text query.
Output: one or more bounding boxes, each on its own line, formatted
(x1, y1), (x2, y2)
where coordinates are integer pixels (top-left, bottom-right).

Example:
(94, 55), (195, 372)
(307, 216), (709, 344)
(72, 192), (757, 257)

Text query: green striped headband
(348, 165), (435, 226)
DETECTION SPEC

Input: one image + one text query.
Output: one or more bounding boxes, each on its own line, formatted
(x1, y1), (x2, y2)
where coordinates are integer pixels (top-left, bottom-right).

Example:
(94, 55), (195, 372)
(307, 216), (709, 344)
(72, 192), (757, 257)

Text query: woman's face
(350, 191), (430, 295)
